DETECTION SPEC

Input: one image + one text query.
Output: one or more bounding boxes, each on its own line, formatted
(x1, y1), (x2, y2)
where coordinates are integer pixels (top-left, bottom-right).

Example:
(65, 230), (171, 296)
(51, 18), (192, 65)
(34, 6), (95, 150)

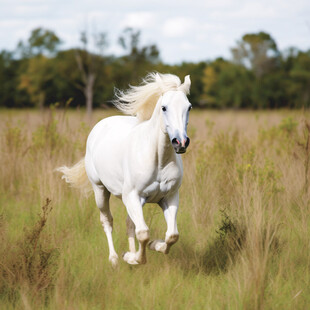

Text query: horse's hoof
(155, 242), (168, 253)
(109, 255), (119, 268)
(148, 240), (168, 254)
(123, 252), (139, 265)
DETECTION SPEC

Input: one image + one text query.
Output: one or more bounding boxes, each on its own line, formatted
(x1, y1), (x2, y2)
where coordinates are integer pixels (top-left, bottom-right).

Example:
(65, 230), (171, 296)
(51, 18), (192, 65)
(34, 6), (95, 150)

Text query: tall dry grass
(0, 107), (309, 309)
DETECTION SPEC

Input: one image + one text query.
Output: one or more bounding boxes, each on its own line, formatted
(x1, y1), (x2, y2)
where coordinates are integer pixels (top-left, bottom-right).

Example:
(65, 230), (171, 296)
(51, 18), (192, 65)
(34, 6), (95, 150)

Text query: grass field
(0, 108), (310, 309)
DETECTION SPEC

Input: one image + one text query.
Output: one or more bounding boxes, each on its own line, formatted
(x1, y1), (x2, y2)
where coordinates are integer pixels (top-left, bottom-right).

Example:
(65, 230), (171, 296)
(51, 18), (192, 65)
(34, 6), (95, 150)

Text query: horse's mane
(113, 72), (190, 122)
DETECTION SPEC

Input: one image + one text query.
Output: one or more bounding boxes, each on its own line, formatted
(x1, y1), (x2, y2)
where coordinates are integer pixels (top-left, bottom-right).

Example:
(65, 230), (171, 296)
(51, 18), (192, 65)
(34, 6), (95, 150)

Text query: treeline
(0, 27), (309, 110)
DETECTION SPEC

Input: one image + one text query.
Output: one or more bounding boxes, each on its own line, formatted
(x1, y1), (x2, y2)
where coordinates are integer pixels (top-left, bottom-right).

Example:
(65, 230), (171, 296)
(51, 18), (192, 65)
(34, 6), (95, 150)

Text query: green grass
(0, 108), (309, 309)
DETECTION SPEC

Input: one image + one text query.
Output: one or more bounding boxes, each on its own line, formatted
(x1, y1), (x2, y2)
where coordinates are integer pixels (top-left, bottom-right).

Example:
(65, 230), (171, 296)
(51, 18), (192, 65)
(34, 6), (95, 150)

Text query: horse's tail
(56, 158), (92, 195)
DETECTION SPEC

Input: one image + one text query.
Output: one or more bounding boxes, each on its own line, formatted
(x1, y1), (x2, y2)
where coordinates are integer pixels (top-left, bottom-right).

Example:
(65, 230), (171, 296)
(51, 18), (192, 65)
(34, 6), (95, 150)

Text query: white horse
(58, 73), (192, 266)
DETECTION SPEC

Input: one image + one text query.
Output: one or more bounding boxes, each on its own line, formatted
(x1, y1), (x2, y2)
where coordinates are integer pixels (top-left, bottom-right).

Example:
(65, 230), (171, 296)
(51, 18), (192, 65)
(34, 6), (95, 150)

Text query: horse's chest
(144, 179), (177, 194)
(142, 164), (182, 202)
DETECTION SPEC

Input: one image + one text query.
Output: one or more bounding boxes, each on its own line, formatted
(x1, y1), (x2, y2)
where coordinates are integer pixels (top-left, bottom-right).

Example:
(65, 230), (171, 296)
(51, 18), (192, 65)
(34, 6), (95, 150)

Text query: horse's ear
(178, 75), (191, 95)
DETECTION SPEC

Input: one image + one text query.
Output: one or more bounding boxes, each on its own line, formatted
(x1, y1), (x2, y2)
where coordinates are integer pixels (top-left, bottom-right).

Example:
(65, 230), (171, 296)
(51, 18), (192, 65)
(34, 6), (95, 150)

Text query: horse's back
(85, 115), (138, 196)
(87, 115), (138, 150)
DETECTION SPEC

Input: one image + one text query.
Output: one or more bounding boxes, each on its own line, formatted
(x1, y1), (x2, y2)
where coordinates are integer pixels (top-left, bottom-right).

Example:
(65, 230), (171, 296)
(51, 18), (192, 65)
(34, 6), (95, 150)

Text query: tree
(18, 56), (54, 108)
(288, 50), (310, 108)
(118, 28), (160, 82)
(74, 30), (108, 117)
(231, 32), (279, 78)
(0, 50), (15, 107)
(17, 28), (62, 108)
(16, 27), (61, 58)
(201, 58), (253, 108)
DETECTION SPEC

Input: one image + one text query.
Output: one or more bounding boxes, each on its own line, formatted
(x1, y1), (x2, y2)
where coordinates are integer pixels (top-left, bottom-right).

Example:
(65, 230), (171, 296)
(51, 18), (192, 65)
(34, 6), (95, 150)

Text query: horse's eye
(162, 106), (167, 112)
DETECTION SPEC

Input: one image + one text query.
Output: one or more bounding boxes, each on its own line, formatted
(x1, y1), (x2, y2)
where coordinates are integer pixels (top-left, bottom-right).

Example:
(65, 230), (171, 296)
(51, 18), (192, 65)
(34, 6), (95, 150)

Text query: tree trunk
(85, 73), (96, 119)
(85, 88), (93, 119)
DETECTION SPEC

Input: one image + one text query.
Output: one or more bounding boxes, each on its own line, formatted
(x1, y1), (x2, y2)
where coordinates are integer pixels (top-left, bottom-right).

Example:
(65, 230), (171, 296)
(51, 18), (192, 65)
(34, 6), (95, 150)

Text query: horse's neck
(147, 100), (176, 167)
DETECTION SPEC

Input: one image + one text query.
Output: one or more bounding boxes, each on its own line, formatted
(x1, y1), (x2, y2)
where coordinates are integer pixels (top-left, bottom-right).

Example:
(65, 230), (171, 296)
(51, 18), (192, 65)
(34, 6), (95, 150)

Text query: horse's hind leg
(92, 184), (118, 267)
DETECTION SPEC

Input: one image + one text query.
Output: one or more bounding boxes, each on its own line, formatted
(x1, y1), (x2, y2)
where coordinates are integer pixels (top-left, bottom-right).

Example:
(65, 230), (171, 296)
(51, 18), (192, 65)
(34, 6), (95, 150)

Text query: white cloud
(0, 0), (309, 63)
(210, 2), (276, 20)
(14, 4), (50, 16)
(180, 42), (195, 51)
(202, 0), (236, 10)
(121, 12), (156, 29)
(162, 17), (195, 38)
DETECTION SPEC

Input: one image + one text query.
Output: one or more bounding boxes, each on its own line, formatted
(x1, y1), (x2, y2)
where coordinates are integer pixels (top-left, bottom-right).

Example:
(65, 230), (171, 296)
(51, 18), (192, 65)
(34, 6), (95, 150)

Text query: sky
(0, 0), (310, 64)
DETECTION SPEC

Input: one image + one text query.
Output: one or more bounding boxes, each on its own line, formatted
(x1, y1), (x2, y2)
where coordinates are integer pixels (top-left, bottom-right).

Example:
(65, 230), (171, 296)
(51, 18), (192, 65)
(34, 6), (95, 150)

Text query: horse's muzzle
(172, 137), (190, 154)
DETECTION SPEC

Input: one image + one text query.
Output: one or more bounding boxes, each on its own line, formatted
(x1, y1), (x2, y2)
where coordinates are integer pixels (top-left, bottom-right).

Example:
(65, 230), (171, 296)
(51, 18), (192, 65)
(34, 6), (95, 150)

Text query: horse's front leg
(126, 215), (136, 254)
(122, 191), (149, 265)
(148, 191), (179, 254)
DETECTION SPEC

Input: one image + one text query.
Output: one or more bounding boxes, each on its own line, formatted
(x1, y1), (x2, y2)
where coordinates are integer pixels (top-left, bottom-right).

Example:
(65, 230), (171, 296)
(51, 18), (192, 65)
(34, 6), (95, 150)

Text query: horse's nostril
(172, 138), (180, 146)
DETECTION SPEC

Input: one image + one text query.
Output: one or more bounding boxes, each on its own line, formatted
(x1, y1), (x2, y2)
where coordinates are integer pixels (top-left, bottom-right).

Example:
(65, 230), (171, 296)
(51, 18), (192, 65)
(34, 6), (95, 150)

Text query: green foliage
(17, 27), (62, 58)
(18, 55), (56, 108)
(202, 58), (253, 108)
(1, 28), (309, 109)
(236, 158), (284, 196)
(258, 116), (299, 158)
(231, 31), (279, 77)
(279, 116), (298, 134)
(4, 123), (25, 154)
(201, 210), (246, 275)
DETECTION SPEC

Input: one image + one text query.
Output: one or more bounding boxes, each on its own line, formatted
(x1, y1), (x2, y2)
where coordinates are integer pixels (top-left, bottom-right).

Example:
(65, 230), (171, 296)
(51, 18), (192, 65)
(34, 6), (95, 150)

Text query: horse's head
(160, 75), (192, 154)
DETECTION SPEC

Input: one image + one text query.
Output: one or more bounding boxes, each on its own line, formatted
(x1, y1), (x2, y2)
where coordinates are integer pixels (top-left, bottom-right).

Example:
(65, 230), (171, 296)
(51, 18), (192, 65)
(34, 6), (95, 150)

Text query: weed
(0, 198), (59, 305)
(4, 123), (25, 155)
(279, 116), (298, 135)
(202, 210), (246, 274)
(31, 104), (67, 158)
